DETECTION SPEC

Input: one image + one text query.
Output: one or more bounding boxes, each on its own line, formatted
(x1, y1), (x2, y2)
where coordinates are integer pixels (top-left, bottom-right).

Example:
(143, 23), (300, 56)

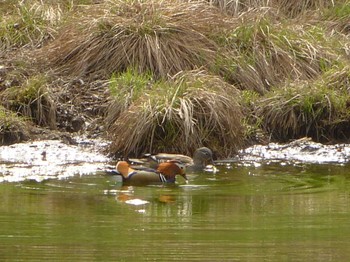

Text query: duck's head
(157, 160), (188, 182)
(193, 147), (214, 167)
(115, 161), (135, 179)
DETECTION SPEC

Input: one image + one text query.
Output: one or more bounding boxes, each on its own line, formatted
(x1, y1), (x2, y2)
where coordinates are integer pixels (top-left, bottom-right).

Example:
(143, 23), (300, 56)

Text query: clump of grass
(272, 0), (333, 17)
(207, 0), (276, 16)
(239, 89), (268, 144)
(106, 69), (243, 157)
(322, 0), (350, 35)
(215, 16), (342, 94)
(0, 105), (31, 145)
(46, 0), (225, 78)
(0, 1), (62, 50)
(105, 68), (153, 129)
(255, 65), (350, 141)
(0, 75), (56, 129)
(208, 0), (334, 17)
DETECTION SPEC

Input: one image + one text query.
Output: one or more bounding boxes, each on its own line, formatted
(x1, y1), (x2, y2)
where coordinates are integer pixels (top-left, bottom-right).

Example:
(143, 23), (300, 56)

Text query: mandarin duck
(112, 160), (188, 186)
(135, 147), (215, 172)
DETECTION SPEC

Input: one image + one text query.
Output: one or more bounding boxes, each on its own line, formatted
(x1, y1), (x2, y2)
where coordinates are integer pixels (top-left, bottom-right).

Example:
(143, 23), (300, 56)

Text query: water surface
(1, 162), (350, 261)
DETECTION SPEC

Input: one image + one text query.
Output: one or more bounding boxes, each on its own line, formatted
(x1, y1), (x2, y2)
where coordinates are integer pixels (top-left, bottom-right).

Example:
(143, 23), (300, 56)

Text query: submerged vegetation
(0, 0), (349, 157)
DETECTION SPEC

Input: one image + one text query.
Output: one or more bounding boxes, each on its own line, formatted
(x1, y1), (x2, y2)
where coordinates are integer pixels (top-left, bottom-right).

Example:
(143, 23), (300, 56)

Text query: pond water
(1, 160), (350, 261)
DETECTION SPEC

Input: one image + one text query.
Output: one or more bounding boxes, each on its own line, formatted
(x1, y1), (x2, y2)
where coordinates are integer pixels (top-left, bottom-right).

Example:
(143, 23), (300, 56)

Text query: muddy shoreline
(1, 136), (350, 183)
(0, 137), (110, 182)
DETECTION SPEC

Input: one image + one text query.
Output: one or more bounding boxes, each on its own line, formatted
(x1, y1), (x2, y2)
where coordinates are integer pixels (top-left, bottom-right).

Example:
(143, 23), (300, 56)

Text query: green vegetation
(45, 0), (222, 78)
(209, 0), (334, 17)
(0, 105), (31, 145)
(0, 2), (59, 49)
(107, 70), (243, 156)
(0, 0), (349, 157)
(322, 0), (350, 34)
(0, 75), (56, 129)
(258, 64), (350, 141)
(214, 15), (345, 93)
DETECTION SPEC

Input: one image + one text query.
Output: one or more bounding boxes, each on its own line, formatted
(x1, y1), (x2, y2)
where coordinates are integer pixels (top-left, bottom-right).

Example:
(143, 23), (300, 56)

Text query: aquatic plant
(106, 70), (243, 157)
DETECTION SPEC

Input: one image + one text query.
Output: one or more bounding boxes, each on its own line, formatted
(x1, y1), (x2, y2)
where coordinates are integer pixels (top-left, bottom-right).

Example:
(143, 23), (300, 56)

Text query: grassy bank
(0, 0), (349, 157)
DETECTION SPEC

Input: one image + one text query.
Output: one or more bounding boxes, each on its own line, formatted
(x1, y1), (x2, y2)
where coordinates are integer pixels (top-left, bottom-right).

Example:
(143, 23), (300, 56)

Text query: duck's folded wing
(152, 153), (193, 164)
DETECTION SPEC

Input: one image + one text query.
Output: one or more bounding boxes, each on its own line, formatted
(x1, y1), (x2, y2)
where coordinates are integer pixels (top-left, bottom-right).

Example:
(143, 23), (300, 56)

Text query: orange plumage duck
(113, 160), (187, 186)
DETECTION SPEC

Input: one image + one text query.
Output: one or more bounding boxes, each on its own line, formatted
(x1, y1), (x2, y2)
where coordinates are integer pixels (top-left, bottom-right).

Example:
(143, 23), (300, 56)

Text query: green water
(1, 162), (350, 261)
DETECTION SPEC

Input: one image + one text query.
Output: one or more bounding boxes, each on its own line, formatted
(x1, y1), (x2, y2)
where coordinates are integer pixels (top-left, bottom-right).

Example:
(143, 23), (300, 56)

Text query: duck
(112, 160), (188, 186)
(135, 147), (215, 172)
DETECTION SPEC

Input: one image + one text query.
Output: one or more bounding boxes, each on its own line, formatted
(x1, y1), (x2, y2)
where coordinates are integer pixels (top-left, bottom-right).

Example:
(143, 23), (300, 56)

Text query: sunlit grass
(256, 65), (350, 141)
(0, 74), (56, 129)
(322, 0), (350, 35)
(0, 2), (61, 49)
(214, 14), (345, 94)
(106, 69), (243, 157)
(208, 0), (335, 17)
(45, 0), (225, 78)
(0, 105), (31, 145)
(0, 0), (350, 150)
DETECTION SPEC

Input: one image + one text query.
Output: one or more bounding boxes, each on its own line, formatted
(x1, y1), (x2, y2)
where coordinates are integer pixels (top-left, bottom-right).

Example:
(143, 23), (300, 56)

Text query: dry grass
(45, 0), (226, 79)
(0, 74), (57, 129)
(215, 13), (343, 94)
(255, 65), (350, 141)
(1, 0), (350, 150)
(0, 1), (63, 50)
(0, 105), (31, 145)
(322, 0), (350, 35)
(106, 70), (243, 157)
(207, 0), (335, 17)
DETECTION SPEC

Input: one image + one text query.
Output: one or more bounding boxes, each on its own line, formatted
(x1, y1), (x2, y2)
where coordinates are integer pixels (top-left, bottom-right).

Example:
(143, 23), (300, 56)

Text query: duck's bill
(181, 174), (189, 183)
